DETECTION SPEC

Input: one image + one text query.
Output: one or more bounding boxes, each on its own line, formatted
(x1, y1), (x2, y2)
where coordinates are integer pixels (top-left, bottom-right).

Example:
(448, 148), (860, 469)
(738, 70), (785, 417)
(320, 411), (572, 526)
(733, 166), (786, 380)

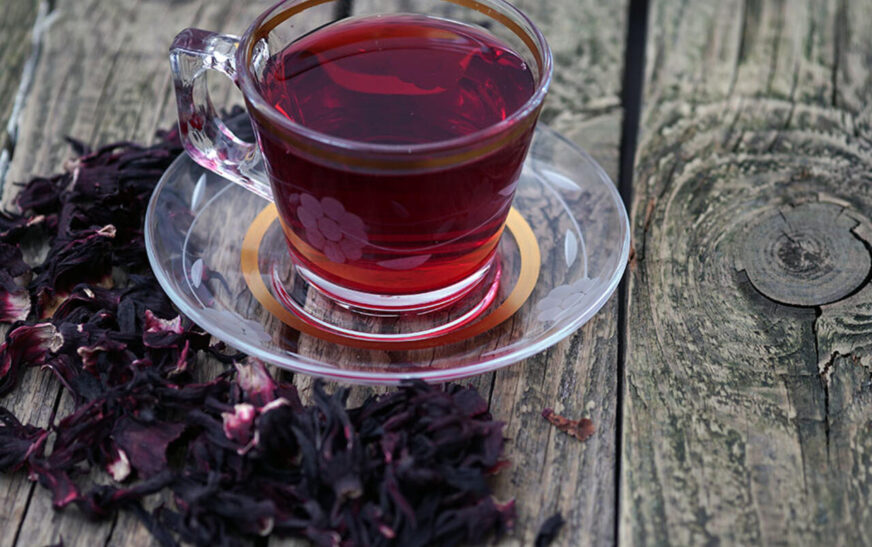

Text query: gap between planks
(615, 1), (651, 546)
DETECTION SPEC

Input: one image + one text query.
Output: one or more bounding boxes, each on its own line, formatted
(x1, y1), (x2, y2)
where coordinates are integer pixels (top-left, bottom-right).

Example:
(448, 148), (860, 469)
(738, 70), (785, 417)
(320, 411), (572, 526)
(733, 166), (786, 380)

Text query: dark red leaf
(0, 113), (515, 547)
(0, 322), (63, 396)
(234, 358), (279, 407)
(0, 407), (48, 471)
(541, 408), (595, 442)
(112, 417), (185, 479)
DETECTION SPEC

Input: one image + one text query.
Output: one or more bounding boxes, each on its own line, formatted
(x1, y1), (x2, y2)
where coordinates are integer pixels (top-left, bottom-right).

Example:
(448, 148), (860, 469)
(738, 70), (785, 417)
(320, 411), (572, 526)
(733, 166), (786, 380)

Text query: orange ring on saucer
(241, 205), (539, 350)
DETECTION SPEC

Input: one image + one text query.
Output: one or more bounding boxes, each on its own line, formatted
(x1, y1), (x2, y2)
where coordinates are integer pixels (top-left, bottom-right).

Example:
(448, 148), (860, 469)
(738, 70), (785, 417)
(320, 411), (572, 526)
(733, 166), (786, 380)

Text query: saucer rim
(144, 124), (630, 384)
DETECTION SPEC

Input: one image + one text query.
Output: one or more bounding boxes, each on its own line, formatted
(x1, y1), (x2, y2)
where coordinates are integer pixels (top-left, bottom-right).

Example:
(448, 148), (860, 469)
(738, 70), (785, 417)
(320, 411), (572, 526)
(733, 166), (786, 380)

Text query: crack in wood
(101, 513), (120, 547)
(625, 0), (872, 542)
(813, 309), (832, 458)
(831, 0), (846, 107)
(728, 0), (752, 96)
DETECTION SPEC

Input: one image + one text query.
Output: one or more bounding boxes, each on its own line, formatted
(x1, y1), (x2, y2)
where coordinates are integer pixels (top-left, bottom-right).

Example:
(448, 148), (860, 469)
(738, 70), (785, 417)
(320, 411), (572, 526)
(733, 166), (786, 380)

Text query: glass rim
(235, 0), (553, 159)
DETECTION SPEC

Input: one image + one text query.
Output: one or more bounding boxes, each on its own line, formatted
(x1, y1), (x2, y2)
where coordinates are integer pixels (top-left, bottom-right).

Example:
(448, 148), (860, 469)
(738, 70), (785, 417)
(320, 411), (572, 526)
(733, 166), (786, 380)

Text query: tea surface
(255, 14), (537, 298)
(260, 13), (535, 143)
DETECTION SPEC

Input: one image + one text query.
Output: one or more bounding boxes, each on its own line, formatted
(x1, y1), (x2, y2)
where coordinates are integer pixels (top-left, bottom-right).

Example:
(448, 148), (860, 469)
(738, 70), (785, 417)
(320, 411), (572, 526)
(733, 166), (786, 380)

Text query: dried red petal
(0, 242), (29, 278)
(106, 446), (132, 482)
(0, 243), (32, 322)
(144, 310), (183, 333)
(0, 287), (31, 323)
(541, 408), (595, 442)
(221, 403), (256, 447)
(28, 459), (80, 508)
(0, 408), (48, 472)
(142, 311), (185, 349)
(0, 323), (63, 396)
(0, 211), (28, 240)
(112, 417), (185, 479)
(234, 358), (278, 407)
(16, 175), (63, 214)
(0, 115), (516, 547)
(77, 339), (127, 372)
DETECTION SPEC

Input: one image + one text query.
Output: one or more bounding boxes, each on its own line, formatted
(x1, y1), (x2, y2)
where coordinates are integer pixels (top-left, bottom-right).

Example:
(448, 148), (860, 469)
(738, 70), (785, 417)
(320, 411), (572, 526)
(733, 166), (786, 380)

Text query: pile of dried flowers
(0, 114), (514, 546)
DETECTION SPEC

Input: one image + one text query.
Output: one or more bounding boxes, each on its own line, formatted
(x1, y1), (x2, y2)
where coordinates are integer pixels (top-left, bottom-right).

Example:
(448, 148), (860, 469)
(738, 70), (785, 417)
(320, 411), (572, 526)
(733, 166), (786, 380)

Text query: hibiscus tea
(251, 13), (539, 306)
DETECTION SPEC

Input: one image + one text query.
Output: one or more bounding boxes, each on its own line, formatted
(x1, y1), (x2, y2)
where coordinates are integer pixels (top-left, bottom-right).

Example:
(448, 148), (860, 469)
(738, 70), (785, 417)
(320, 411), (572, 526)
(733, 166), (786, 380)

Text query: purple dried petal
(248, 398), (298, 461)
(0, 323), (63, 396)
(77, 338), (127, 372)
(120, 275), (177, 322)
(0, 286), (31, 323)
(0, 212), (28, 240)
(74, 469), (175, 520)
(0, 244), (31, 323)
(112, 417), (185, 479)
(234, 358), (278, 407)
(143, 310), (185, 349)
(64, 136), (91, 156)
(0, 242), (29, 278)
(221, 403), (256, 448)
(52, 284), (121, 321)
(0, 407), (48, 471)
(451, 385), (490, 417)
(168, 340), (191, 376)
(28, 459), (80, 508)
(106, 445), (132, 482)
(16, 175), (63, 214)
(144, 310), (183, 335)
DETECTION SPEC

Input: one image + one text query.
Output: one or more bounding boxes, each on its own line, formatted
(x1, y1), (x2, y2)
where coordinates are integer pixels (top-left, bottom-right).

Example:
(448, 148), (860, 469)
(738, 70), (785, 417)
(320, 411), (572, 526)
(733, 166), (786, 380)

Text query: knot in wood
(742, 203), (871, 307)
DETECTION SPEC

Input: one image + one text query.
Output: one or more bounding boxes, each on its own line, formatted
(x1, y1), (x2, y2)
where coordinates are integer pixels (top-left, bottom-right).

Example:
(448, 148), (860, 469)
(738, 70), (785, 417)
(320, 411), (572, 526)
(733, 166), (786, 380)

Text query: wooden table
(1, 0), (871, 545)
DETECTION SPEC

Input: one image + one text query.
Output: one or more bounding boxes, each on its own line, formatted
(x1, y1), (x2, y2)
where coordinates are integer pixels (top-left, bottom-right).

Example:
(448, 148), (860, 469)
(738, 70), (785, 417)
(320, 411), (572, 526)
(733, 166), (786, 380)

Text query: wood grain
(275, 1), (628, 545)
(281, 1), (628, 546)
(622, 0), (872, 544)
(0, 0), (39, 194)
(0, 2), (59, 544)
(486, 1), (626, 544)
(1, 1), (278, 546)
(0, 0), (628, 545)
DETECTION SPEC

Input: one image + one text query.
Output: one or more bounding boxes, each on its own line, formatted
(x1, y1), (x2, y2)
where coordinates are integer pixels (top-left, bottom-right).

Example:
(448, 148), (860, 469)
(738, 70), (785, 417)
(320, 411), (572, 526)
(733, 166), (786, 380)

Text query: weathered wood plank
(0, 0), (39, 193)
(265, 1), (628, 546)
(3, 0), (628, 545)
(484, 1), (625, 544)
(623, 0), (872, 544)
(272, 1), (627, 546)
(2, 1), (277, 545)
(0, 2), (56, 544)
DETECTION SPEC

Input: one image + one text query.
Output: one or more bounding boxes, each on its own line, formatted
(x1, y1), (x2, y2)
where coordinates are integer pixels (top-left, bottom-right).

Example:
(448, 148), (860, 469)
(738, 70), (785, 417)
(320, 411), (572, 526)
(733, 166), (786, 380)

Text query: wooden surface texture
(2, 0), (872, 545)
(622, 0), (872, 545)
(0, 0), (626, 545)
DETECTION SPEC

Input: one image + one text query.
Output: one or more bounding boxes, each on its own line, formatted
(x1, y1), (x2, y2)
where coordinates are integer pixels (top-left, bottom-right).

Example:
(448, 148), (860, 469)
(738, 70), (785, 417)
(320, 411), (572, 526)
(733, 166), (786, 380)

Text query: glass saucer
(144, 125), (629, 384)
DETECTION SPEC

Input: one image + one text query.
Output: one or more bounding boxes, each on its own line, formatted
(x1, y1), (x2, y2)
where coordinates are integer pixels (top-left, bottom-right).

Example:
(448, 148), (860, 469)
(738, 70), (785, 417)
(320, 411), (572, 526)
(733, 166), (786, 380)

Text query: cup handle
(169, 29), (273, 202)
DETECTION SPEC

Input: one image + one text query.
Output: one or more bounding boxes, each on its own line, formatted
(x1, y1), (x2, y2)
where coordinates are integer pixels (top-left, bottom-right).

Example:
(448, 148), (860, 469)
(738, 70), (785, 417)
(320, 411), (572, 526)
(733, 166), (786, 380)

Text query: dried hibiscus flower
(0, 242), (32, 323)
(0, 114), (515, 547)
(542, 408), (595, 442)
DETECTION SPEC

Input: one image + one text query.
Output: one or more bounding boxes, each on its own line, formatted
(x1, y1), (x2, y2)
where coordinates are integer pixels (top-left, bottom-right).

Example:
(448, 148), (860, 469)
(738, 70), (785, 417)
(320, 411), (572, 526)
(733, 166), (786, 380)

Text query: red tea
(253, 14), (537, 300)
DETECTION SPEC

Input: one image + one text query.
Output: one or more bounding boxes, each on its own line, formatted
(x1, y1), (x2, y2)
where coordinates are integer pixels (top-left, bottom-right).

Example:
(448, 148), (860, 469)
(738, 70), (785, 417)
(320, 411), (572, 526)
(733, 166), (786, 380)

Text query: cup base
(269, 257), (501, 342)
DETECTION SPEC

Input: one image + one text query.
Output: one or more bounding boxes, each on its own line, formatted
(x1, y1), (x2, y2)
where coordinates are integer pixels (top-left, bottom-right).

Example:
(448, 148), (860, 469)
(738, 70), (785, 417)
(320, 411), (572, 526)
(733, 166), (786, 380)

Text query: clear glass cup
(169, 0), (552, 318)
